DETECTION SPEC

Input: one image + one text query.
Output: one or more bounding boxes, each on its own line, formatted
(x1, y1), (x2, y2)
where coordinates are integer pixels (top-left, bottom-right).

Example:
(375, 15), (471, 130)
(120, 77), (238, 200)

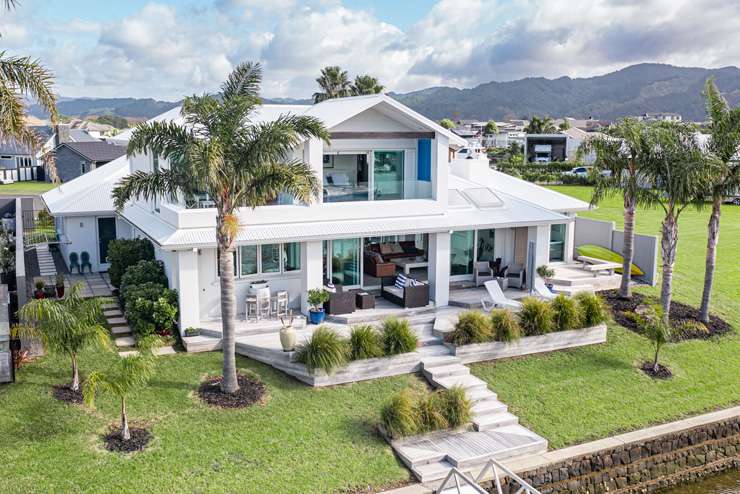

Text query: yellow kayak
(576, 244), (644, 276)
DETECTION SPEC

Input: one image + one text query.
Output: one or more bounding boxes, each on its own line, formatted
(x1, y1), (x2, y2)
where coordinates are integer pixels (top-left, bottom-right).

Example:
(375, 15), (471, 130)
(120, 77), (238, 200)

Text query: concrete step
(471, 400), (508, 416)
(414, 460), (456, 484)
(552, 284), (595, 296)
(394, 443), (447, 469)
(433, 375), (488, 393)
(473, 411), (519, 431)
(465, 387), (498, 404)
(183, 335), (222, 353)
(416, 345), (453, 358)
(115, 336), (136, 347)
(424, 363), (469, 380)
(103, 309), (123, 317)
(107, 317), (127, 326)
(111, 326), (132, 336)
(418, 334), (444, 347)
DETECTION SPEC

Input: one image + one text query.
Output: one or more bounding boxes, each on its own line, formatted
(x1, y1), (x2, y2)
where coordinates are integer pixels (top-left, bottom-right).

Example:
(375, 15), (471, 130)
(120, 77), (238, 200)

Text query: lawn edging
(446, 323), (608, 364)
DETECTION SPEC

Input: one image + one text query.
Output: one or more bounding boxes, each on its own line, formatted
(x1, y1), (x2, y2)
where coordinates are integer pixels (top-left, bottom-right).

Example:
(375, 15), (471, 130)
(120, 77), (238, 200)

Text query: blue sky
(1, 0), (737, 100)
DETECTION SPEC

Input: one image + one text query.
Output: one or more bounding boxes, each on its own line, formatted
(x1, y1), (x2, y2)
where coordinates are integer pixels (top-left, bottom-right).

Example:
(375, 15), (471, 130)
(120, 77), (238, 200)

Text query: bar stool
(246, 295), (258, 322)
(256, 287), (271, 319)
(272, 291), (288, 318)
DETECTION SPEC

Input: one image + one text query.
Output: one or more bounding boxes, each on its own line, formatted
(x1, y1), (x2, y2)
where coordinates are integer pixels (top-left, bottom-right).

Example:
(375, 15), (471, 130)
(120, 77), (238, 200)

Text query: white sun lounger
(481, 280), (522, 311)
(533, 277), (558, 300)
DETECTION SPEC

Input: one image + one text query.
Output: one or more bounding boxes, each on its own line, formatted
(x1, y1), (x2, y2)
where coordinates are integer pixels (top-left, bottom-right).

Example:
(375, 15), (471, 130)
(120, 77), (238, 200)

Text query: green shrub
(518, 297), (554, 336)
(381, 318), (418, 355)
(448, 311), (492, 345)
(294, 326), (349, 374)
(119, 260), (168, 308)
(123, 282), (178, 337)
(551, 294), (582, 331)
(436, 385), (472, 428)
(415, 392), (449, 433)
(491, 309), (521, 342)
(107, 238), (155, 287)
(380, 389), (420, 438)
(349, 325), (384, 360)
(574, 292), (608, 327)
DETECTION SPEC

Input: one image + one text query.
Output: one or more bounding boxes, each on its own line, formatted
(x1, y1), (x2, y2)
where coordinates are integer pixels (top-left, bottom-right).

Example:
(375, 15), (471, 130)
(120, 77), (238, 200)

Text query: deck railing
(21, 210), (58, 248)
(437, 458), (541, 494)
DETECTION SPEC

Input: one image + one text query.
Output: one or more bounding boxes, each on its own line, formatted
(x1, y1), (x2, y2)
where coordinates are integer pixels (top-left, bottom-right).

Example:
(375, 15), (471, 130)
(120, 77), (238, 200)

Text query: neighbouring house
(0, 139), (43, 183)
(524, 128), (601, 164)
(636, 112), (682, 123)
(45, 140), (127, 183)
(42, 94), (590, 337)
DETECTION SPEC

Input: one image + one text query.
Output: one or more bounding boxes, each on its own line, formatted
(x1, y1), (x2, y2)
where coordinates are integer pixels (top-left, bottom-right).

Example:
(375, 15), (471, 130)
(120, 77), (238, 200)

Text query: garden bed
(602, 290), (732, 340)
(445, 323), (608, 364)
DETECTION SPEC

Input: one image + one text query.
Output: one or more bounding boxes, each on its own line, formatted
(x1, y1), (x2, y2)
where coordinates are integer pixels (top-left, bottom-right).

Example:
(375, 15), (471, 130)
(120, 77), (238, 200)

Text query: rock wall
(493, 417), (739, 494)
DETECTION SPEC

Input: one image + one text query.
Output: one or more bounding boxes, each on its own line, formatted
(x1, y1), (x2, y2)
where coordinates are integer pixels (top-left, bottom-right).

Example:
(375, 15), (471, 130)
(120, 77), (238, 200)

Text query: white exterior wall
(427, 232), (450, 306)
(528, 225), (551, 267)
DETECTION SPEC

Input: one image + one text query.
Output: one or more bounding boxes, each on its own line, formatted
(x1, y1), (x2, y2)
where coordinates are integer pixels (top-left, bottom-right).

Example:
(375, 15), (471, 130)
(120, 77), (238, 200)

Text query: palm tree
(641, 122), (716, 320)
(439, 118), (455, 130)
(1, 0), (59, 181)
(83, 336), (160, 441)
(112, 62), (328, 394)
(313, 66), (352, 103)
(698, 79), (740, 323)
(638, 305), (672, 373)
(351, 75), (384, 96)
(525, 116), (557, 134)
(580, 118), (651, 298)
(18, 283), (110, 391)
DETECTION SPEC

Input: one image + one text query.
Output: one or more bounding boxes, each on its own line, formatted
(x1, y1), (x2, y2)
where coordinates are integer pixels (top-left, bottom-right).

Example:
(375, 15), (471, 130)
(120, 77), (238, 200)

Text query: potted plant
(183, 327), (201, 337)
(279, 312), (296, 352)
(9, 324), (22, 353)
(307, 288), (329, 325)
(536, 265), (556, 290)
(33, 279), (45, 299)
(43, 283), (56, 298)
(55, 273), (65, 298)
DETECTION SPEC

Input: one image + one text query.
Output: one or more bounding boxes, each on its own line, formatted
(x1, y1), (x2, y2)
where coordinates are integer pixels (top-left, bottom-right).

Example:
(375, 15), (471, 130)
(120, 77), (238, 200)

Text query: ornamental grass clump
(415, 392), (449, 433)
(519, 297), (554, 336)
(349, 324), (384, 360)
(574, 292), (608, 327)
(294, 326), (349, 374)
(490, 309), (521, 342)
(381, 318), (418, 355)
(380, 389), (420, 438)
(435, 385), (472, 428)
(448, 311), (492, 345)
(551, 294), (582, 331)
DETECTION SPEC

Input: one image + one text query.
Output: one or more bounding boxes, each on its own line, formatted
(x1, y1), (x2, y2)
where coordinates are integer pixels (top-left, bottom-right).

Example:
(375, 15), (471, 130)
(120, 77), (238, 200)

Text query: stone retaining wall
(493, 415), (740, 494)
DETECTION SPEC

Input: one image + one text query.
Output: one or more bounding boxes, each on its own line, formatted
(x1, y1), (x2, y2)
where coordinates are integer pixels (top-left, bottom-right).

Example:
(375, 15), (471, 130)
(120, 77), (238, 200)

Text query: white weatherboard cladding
(331, 107), (418, 132)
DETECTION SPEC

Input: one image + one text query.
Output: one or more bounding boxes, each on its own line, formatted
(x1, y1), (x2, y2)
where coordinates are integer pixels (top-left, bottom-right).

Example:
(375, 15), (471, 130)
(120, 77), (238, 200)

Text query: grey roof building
(49, 141), (127, 183)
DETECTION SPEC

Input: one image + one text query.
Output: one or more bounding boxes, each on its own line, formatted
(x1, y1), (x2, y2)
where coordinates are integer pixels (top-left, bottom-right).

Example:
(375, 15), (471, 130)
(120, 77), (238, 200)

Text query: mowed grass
(471, 186), (740, 449)
(0, 181), (56, 195)
(0, 350), (416, 494)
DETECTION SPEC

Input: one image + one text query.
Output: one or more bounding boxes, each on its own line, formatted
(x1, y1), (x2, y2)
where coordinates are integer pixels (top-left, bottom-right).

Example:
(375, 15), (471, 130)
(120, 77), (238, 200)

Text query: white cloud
(4, 0), (740, 100)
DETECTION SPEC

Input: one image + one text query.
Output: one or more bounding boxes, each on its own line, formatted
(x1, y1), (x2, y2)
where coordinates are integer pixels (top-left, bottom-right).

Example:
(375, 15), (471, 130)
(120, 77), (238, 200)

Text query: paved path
(67, 273), (114, 298)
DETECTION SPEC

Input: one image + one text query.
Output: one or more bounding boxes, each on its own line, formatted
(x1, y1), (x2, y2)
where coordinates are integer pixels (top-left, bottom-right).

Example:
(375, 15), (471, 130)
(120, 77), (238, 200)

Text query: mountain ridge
(30, 63), (740, 122)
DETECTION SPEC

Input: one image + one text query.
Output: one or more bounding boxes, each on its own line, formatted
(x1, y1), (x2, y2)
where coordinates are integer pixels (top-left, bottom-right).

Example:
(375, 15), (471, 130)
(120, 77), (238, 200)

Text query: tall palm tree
(112, 62), (328, 394)
(313, 66), (352, 103)
(351, 74), (384, 96)
(698, 79), (740, 323)
(640, 122), (716, 320)
(18, 283), (110, 391)
(580, 118), (651, 298)
(525, 116), (557, 134)
(84, 336), (160, 441)
(1, 0), (59, 181)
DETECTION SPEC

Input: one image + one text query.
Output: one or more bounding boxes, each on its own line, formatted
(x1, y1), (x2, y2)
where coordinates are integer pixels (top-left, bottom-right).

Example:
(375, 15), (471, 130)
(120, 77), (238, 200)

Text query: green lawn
(0, 350), (416, 493)
(0, 181), (56, 195)
(470, 186), (740, 449)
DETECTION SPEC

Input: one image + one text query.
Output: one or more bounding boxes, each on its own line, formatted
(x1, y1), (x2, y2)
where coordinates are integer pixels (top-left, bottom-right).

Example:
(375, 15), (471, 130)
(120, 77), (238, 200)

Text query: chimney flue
(54, 124), (71, 147)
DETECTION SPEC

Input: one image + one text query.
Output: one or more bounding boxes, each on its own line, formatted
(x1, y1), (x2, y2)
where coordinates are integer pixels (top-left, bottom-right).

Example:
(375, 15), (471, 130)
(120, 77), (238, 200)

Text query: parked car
(565, 166), (590, 177)
(725, 193), (740, 205)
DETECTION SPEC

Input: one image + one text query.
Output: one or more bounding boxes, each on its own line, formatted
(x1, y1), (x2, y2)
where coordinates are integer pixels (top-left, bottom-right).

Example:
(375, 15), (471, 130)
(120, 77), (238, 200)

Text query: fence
(574, 216), (658, 286)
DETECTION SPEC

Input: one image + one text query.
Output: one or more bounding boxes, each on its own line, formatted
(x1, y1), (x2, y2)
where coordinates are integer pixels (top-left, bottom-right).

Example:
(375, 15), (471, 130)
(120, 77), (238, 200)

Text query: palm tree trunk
(653, 345), (660, 373)
(71, 352), (79, 391)
(619, 193), (636, 298)
(121, 396), (130, 441)
(218, 240), (239, 394)
(699, 196), (721, 323)
(660, 212), (678, 322)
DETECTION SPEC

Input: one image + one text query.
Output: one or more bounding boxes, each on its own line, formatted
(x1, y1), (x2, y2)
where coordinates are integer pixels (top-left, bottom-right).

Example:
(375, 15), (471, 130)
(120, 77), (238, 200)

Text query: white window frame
(225, 242), (302, 279)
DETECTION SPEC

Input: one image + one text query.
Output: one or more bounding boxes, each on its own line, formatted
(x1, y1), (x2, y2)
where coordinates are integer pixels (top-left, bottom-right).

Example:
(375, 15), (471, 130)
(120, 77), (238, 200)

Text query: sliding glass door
(373, 151), (404, 200)
(329, 238), (361, 287)
(450, 230), (475, 277)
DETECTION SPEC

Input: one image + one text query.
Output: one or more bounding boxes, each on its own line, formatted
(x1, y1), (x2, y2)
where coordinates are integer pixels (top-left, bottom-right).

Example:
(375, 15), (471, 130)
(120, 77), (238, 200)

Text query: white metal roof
(42, 155), (129, 216)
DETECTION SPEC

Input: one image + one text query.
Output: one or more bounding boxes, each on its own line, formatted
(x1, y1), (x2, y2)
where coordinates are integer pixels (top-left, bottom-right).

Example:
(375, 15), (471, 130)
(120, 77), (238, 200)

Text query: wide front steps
(35, 244), (57, 277)
(397, 357), (548, 484)
(326, 304), (437, 325)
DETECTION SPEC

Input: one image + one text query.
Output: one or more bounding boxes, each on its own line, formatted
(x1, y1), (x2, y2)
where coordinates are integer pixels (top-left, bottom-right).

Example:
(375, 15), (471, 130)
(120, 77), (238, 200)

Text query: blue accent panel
(417, 138), (432, 181)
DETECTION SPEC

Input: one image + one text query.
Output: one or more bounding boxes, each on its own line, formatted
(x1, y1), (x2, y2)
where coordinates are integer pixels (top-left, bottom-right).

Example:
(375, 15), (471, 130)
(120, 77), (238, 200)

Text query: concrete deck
(449, 286), (529, 309)
(549, 263), (621, 294)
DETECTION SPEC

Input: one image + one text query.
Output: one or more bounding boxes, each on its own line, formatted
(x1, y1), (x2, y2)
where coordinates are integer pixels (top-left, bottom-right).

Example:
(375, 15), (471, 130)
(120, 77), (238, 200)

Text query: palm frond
(126, 120), (191, 161)
(0, 52), (57, 122)
(221, 61), (262, 101)
(112, 168), (186, 211)
(239, 160), (320, 207)
(181, 93), (221, 138)
(2, 0), (18, 11)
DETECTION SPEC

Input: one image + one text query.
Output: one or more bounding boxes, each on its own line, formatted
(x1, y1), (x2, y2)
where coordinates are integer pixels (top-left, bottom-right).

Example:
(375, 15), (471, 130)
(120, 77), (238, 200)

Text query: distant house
(636, 112), (682, 123)
(0, 139), (42, 183)
(524, 128), (602, 164)
(47, 141), (127, 183)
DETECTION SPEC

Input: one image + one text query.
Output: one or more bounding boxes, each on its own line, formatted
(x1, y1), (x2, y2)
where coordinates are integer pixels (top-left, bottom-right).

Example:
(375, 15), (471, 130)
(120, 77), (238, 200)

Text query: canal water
(662, 470), (740, 493)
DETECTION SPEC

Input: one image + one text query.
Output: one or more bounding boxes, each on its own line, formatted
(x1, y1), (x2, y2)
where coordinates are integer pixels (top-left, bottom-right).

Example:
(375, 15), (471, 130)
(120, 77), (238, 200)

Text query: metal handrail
(435, 458), (541, 494)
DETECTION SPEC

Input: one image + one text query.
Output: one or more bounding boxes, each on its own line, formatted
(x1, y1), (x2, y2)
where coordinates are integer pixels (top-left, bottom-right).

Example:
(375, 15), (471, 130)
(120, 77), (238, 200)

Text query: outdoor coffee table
(394, 257), (429, 275)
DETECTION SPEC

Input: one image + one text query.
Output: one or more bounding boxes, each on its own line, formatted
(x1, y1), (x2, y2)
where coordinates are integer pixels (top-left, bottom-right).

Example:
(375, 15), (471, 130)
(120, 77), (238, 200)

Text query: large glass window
(328, 238), (360, 287)
(261, 244), (281, 273)
(476, 229), (496, 262)
(323, 154), (369, 203)
(239, 245), (258, 276)
(549, 224), (566, 262)
(373, 151), (404, 200)
(284, 242), (301, 272)
(450, 230), (475, 276)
